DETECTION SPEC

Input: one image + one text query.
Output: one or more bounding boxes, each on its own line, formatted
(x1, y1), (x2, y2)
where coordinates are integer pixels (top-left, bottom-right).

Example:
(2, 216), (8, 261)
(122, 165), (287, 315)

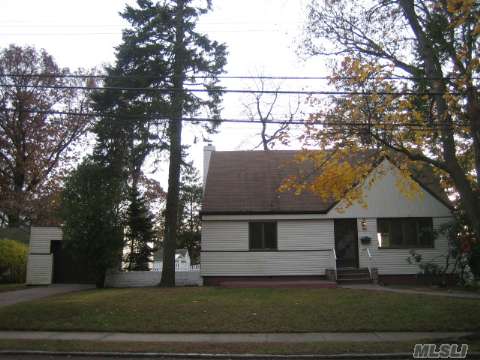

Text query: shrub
(0, 239), (28, 283)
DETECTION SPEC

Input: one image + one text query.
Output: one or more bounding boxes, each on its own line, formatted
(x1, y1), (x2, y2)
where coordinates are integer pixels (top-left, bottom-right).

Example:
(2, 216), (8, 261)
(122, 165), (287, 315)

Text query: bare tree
(243, 78), (301, 150)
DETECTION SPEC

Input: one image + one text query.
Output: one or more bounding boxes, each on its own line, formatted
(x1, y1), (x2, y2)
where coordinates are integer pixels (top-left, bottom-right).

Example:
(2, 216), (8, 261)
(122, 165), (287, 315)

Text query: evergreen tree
(104, 0), (226, 286)
(177, 164), (202, 264)
(124, 186), (157, 271)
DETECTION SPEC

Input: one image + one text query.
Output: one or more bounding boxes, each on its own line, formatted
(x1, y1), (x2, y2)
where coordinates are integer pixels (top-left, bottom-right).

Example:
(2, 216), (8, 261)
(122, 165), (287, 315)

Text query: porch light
(360, 218), (367, 231)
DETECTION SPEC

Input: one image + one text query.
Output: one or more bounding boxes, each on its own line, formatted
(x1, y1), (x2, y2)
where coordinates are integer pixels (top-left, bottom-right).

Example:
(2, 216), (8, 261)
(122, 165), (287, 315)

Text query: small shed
(27, 227), (95, 285)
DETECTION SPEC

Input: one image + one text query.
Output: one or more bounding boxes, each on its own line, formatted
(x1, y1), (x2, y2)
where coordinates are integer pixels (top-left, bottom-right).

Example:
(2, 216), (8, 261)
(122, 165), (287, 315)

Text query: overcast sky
(0, 0), (330, 185)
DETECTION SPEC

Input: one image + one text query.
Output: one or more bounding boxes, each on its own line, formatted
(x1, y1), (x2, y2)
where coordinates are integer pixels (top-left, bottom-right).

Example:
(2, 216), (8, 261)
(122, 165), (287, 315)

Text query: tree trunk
(160, 0), (186, 287)
(399, 0), (480, 240)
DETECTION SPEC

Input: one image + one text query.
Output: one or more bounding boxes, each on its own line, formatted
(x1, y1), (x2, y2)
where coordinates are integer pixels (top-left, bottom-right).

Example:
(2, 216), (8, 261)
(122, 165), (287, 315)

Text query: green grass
(0, 287), (479, 333)
(0, 284), (26, 293)
(1, 339), (478, 355)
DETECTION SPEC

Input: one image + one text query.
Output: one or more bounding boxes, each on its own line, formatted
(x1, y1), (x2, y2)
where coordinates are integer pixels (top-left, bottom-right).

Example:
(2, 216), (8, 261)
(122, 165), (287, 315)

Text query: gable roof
(176, 249), (189, 258)
(201, 150), (451, 215)
(154, 248), (189, 261)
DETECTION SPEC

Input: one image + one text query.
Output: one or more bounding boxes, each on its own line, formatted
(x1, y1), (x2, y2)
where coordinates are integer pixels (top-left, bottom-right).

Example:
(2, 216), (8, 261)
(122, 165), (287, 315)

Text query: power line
(1, 73), (477, 82)
(0, 83), (461, 96)
(0, 28), (297, 36)
(0, 21), (304, 28)
(0, 108), (461, 131)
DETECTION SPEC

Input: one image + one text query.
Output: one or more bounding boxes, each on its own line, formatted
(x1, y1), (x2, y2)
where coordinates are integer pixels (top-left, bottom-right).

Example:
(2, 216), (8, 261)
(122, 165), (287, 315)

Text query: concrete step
(337, 267), (369, 274)
(337, 277), (372, 284)
(336, 268), (372, 284)
(337, 272), (371, 279)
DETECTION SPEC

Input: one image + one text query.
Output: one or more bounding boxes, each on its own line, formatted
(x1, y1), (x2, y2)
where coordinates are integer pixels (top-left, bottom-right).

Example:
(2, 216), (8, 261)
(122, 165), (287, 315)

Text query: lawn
(0, 287), (479, 333)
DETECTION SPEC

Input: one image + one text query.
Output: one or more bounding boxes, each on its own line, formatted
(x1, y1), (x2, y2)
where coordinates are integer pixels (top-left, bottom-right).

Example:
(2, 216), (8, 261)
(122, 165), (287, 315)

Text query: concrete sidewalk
(0, 331), (472, 343)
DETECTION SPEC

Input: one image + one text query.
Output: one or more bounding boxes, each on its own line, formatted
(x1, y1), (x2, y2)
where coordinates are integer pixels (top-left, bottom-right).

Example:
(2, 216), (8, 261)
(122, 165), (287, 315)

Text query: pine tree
(124, 186), (156, 271)
(177, 164), (202, 264)
(92, 0), (226, 285)
(113, 0), (227, 286)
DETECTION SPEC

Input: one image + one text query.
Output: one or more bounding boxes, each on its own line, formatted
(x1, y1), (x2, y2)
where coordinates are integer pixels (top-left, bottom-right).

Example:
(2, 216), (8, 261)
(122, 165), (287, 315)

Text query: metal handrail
(365, 247), (377, 280)
(331, 248), (337, 281)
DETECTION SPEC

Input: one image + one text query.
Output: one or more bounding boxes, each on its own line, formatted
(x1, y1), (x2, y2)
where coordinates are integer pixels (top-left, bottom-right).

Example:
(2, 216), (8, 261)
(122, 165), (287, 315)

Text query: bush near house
(0, 239), (28, 283)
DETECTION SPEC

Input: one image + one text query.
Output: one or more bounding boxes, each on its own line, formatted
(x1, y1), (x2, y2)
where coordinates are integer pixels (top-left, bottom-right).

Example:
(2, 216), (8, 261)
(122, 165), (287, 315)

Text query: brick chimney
(203, 144), (215, 189)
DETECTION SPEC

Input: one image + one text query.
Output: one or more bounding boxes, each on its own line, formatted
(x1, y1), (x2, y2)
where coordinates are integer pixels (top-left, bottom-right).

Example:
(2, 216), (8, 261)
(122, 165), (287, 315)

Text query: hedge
(0, 239), (28, 283)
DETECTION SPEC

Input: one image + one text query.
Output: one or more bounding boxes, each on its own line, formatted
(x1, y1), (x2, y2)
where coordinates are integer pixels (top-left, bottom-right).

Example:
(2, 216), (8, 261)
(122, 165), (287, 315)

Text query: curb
(0, 350), (419, 359)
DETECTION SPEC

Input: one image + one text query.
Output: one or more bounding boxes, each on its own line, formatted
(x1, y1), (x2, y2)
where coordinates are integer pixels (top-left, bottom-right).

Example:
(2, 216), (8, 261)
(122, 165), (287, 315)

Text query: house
(200, 146), (454, 285)
(153, 249), (192, 271)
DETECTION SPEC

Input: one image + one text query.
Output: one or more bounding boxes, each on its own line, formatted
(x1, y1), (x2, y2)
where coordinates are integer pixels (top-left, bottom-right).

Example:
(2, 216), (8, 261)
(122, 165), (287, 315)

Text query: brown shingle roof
(201, 150), (451, 215)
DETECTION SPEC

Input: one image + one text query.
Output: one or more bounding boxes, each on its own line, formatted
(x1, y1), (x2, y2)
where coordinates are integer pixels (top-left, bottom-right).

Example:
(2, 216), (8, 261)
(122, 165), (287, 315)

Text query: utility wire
(1, 73), (477, 81)
(0, 83), (462, 96)
(0, 108), (463, 131)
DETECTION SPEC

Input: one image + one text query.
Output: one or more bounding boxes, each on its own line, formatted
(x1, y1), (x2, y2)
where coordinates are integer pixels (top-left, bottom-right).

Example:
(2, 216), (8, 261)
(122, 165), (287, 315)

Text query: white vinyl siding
(26, 254), (53, 285)
(27, 227), (63, 285)
(29, 227), (62, 254)
(201, 221), (248, 251)
(278, 220), (334, 250)
(201, 251), (331, 276)
(358, 217), (452, 275)
(201, 220), (334, 276)
(331, 159), (452, 218)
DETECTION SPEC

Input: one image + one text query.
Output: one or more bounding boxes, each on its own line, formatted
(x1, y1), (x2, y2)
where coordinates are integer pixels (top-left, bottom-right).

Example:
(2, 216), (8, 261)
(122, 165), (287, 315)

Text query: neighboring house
(153, 249), (192, 271)
(200, 146), (454, 285)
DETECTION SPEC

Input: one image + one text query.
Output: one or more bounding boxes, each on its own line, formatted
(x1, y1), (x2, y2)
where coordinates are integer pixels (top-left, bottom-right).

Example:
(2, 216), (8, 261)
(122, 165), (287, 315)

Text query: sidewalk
(0, 330), (472, 343)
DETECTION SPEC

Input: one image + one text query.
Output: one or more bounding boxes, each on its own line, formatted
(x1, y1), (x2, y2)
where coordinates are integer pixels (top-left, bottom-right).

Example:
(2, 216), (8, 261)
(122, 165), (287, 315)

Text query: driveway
(0, 284), (95, 308)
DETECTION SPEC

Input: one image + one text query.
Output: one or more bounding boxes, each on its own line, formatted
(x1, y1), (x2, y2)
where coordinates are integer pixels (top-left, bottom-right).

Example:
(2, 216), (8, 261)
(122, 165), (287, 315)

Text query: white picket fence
(152, 262), (200, 272)
(176, 263), (200, 271)
(105, 270), (202, 288)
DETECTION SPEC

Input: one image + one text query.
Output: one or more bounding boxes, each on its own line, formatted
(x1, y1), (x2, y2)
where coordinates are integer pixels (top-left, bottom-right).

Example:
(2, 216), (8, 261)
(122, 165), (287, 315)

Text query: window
(377, 218), (434, 249)
(249, 222), (277, 250)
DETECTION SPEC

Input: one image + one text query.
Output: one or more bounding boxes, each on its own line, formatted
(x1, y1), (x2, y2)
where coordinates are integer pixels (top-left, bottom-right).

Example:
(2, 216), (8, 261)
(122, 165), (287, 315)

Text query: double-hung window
(249, 222), (277, 250)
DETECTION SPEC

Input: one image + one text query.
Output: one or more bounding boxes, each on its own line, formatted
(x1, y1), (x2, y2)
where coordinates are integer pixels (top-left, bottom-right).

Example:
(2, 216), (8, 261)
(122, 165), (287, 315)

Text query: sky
(0, 0), (330, 186)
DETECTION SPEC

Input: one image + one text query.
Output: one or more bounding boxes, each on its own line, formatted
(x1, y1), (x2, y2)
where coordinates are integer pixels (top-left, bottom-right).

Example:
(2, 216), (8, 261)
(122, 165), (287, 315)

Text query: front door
(334, 219), (359, 269)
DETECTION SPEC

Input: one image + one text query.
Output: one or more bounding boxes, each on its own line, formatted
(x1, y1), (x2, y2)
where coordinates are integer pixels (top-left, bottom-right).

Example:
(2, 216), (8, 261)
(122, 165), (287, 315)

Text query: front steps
(336, 268), (372, 284)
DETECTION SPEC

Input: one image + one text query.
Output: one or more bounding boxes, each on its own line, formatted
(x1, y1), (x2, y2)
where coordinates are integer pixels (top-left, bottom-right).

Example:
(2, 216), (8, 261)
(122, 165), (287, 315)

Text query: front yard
(0, 287), (479, 333)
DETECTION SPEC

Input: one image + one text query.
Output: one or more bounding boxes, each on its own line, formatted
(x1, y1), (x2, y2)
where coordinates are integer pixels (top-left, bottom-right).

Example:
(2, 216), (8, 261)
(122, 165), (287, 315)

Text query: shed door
(334, 219), (359, 269)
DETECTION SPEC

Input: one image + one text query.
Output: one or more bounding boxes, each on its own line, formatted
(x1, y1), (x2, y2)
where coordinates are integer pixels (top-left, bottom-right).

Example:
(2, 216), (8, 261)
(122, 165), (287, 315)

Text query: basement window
(377, 218), (434, 249)
(249, 222), (277, 250)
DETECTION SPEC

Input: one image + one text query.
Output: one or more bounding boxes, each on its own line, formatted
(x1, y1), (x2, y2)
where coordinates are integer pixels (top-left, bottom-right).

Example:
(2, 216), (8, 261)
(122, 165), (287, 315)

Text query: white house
(153, 249), (193, 271)
(200, 146), (454, 286)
